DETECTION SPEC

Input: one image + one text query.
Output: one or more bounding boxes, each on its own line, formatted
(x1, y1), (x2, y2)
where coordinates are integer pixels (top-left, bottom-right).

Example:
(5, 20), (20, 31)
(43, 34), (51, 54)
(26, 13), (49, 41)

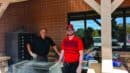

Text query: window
(70, 19), (101, 49)
(68, 7), (130, 51)
(126, 17), (130, 48)
(87, 20), (101, 30)
(126, 17), (130, 41)
(70, 20), (84, 31)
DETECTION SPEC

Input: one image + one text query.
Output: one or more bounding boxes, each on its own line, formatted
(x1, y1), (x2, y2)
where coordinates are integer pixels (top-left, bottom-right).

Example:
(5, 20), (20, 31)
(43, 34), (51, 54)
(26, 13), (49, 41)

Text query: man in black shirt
(26, 28), (60, 62)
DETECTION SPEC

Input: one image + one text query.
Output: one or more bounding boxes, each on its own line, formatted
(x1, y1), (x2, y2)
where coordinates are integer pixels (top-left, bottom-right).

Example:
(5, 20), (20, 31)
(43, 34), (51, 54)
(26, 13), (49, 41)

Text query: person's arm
(58, 39), (65, 63)
(49, 37), (60, 56)
(79, 50), (84, 65)
(77, 39), (84, 73)
(52, 45), (60, 56)
(76, 50), (83, 73)
(58, 50), (64, 63)
(26, 43), (37, 58)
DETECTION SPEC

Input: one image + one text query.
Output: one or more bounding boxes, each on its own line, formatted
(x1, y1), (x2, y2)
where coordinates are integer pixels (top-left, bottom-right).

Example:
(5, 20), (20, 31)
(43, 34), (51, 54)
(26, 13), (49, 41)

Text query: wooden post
(84, 0), (124, 73)
(101, 0), (113, 72)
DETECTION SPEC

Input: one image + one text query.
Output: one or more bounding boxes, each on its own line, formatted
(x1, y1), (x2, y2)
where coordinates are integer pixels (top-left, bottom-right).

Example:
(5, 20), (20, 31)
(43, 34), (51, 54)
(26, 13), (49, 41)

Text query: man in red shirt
(58, 24), (84, 73)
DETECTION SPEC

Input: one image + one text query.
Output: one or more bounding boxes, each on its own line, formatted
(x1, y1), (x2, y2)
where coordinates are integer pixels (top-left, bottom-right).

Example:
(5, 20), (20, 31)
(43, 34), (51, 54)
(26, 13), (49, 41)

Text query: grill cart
(12, 60), (62, 73)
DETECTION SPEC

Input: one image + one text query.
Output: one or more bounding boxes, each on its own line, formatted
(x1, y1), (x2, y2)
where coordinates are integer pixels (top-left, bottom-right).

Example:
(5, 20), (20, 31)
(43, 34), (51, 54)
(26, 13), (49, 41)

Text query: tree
(75, 27), (94, 49)
(92, 30), (100, 37)
(126, 24), (130, 34)
(75, 29), (84, 38)
(112, 20), (120, 39)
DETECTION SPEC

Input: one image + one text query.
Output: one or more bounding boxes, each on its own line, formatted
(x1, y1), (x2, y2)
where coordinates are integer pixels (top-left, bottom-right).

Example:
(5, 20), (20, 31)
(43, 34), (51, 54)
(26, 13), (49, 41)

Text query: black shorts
(62, 62), (79, 73)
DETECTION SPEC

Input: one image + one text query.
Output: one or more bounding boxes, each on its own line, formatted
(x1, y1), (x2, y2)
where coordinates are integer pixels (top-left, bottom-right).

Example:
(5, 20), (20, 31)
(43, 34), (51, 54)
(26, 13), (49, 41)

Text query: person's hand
(76, 65), (82, 73)
(58, 59), (63, 64)
(31, 53), (37, 59)
(58, 59), (61, 64)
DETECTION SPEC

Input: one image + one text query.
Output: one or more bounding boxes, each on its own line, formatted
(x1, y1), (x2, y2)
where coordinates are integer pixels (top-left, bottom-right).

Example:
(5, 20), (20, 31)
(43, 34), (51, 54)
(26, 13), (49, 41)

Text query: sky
(70, 17), (130, 31)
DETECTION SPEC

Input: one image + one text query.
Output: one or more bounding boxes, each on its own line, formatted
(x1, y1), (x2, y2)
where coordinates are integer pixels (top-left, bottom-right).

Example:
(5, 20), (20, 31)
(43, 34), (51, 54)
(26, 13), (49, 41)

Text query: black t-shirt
(30, 36), (56, 56)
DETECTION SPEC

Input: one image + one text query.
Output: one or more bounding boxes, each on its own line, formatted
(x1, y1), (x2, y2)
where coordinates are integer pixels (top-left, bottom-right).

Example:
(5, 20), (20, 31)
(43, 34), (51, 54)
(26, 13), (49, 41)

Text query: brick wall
(68, 0), (100, 12)
(0, 2), (32, 54)
(29, 0), (69, 47)
(28, 0), (99, 47)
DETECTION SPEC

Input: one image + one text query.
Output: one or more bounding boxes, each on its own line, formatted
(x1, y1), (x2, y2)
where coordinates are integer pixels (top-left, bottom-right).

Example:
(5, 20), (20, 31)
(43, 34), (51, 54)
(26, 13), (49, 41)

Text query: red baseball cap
(66, 24), (74, 30)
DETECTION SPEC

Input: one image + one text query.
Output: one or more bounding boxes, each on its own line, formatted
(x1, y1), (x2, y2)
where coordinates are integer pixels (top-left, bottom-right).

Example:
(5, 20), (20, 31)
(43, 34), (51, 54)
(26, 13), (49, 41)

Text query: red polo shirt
(61, 35), (84, 63)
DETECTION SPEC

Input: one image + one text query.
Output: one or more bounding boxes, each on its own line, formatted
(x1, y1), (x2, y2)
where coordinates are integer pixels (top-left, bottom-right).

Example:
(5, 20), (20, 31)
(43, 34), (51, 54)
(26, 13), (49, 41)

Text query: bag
(113, 60), (122, 67)
(83, 54), (94, 61)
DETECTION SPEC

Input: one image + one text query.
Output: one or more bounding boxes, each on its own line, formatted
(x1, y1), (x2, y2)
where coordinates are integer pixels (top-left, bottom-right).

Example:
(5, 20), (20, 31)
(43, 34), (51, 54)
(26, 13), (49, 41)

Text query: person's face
(40, 29), (46, 38)
(66, 28), (74, 36)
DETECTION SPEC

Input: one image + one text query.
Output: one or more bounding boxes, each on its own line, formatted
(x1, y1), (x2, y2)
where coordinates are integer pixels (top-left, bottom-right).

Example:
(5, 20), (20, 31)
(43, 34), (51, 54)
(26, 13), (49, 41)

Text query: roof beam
(0, 0), (27, 3)
(111, 0), (124, 13)
(0, 0), (27, 19)
(84, 0), (101, 15)
(9, 0), (27, 3)
(84, 0), (124, 14)
(93, 18), (101, 26)
(0, 2), (9, 18)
